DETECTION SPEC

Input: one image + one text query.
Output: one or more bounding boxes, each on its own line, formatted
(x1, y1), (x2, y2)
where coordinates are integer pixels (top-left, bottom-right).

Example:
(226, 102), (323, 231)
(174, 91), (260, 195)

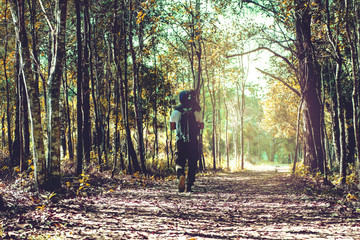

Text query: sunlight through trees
(0, 0), (359, 191)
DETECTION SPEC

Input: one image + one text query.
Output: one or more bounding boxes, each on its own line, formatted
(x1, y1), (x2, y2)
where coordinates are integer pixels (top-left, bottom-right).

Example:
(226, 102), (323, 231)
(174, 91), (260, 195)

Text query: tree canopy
(0, 0), (359, 191)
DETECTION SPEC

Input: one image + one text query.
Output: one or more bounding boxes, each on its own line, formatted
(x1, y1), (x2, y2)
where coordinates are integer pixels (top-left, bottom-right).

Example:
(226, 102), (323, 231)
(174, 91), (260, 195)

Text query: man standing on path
(170, 90), (203, 192)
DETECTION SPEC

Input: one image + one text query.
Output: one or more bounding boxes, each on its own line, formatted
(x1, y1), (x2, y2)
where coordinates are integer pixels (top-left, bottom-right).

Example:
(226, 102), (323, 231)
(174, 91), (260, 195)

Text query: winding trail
(4, 169), (360, 239)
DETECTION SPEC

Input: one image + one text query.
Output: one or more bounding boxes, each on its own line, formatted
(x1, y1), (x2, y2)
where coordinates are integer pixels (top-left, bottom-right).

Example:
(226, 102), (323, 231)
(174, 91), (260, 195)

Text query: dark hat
(179, 90), (190, 104)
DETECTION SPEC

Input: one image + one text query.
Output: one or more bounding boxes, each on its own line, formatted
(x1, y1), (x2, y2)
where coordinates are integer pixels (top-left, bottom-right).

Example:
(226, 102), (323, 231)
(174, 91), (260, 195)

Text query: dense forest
(0, 0), (359, 192)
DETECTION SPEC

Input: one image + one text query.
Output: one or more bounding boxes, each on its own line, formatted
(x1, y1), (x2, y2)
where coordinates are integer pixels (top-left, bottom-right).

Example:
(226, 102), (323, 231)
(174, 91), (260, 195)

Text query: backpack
(175, 106), (200, 142)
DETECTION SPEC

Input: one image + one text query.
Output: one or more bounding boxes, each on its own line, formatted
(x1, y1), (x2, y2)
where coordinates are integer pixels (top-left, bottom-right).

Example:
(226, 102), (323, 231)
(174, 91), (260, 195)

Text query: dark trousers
(175, 140), (199, 187)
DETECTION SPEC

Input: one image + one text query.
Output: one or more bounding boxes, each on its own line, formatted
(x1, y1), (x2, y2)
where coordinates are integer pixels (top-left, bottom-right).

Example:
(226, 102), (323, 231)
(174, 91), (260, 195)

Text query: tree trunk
(129, 1), (146, 173)
(295, 0), (324, 173)
(240, 83), (245, 170)
(224, 99), (230, 170)
(75, 0), (83, 176)
(21, 78), (30, 168)
(335, 63), (347, 185)
(217, 95), (222, 168)
(89, 14), (102, 169)
(112, 0), (140, 174)
(207, 81), (216, 170)
(355, 0), (360, 189)
(3, 1), (13, 161)
(12, 42), (22, 168)
(10, 0), (46, 188)
(325, 0), (346, 183)
(46, 0), (67, 190)
(83, 0), (91, 165)
(63, 54), (74, 161)
(345, 0), (360, 188)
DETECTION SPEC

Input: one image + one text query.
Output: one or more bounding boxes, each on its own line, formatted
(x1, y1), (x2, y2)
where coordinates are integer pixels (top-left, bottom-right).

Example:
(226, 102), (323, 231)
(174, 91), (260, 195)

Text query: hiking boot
(178, 175), (186, 192)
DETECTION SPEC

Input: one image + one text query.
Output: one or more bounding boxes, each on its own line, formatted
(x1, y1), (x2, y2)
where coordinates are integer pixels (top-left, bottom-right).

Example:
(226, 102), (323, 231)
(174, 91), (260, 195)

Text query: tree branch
(242, 0), (275, 13)
(226, 47), (295, 72)
(256, 68), (301, 97)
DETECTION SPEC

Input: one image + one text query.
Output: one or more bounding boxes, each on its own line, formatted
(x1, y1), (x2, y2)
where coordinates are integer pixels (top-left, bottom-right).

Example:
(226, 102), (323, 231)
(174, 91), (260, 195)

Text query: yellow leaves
(36, 204), (46, 211)
(48, 192), (57, 200)
(77, 174), (90, 196)
(310, 1), (318, 7)
(346, 193), (357, 201)
(261, 77), (299, 138)
(294, 162), (310, 176)
(137, 11), (147, 24)
(331, 174), (343, 186)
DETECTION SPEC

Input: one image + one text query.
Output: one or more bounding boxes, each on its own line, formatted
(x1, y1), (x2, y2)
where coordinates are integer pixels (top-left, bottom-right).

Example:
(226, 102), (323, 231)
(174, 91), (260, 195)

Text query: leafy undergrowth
(1, 169), (360, 239)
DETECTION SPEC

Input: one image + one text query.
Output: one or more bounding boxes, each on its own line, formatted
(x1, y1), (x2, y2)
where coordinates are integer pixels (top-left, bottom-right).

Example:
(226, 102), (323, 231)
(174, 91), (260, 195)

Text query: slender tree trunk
(325, 0), (346, 183)
(217, 94), (221, 168)
(224, 99), (229, 170)
(293, 99), (303, 173)
(335, 63), (347, 184)
(207, 80), (216, 170)
(240, 83), (245, 170)
(12, 43), (22, 168)
(75, 0), (83, 176)
(113, 53), (121, 175)
(15, 56), (24, 169)
(89, 14), (102, 169)
(236, 84), (241, 168)
(105, 79), (112, 158)
(60, 102), (67, 158)
(356, 0), (360, 189)
(112, 0), (140, 173)
(154, 67), (159, 162)
(46, 0), (67, 190)
(3, 0), (12, 160)
(63, 54), (74, 160)
(21, 79), (30, 167)
(2, 118), (5, 150)
(345, 0), (360, 188)
(112, 81), (120, 176)
(27, 0), (41, 162)
(129, 1), (146, 173)
(83, 0), (91, 165)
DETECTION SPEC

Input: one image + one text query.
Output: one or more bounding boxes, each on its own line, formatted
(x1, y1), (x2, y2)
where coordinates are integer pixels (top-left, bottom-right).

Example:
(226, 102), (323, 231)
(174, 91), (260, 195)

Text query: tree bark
(46, 0), (67, 190)
(112, 0), (140, 174)
(129, 0), (146, 173)
(3, 0), (13, 161)
(295, 0), (324, 173)
(76, 0), (84, 176)
(224, 99), (230, 170)
(345, 0), (360, 188)
(10, 0), (46, 188)
(83, 0), (92, 165)
(63, 53), (74, 161)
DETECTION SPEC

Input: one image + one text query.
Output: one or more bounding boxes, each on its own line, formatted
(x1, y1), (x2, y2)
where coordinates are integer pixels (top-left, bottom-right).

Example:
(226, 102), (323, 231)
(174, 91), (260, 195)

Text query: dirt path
(3, 170), (360, 239)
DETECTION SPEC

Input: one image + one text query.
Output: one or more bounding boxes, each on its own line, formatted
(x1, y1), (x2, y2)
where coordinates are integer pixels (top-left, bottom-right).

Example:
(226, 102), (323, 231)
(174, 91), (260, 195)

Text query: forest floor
(1, 166), (360, 239)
